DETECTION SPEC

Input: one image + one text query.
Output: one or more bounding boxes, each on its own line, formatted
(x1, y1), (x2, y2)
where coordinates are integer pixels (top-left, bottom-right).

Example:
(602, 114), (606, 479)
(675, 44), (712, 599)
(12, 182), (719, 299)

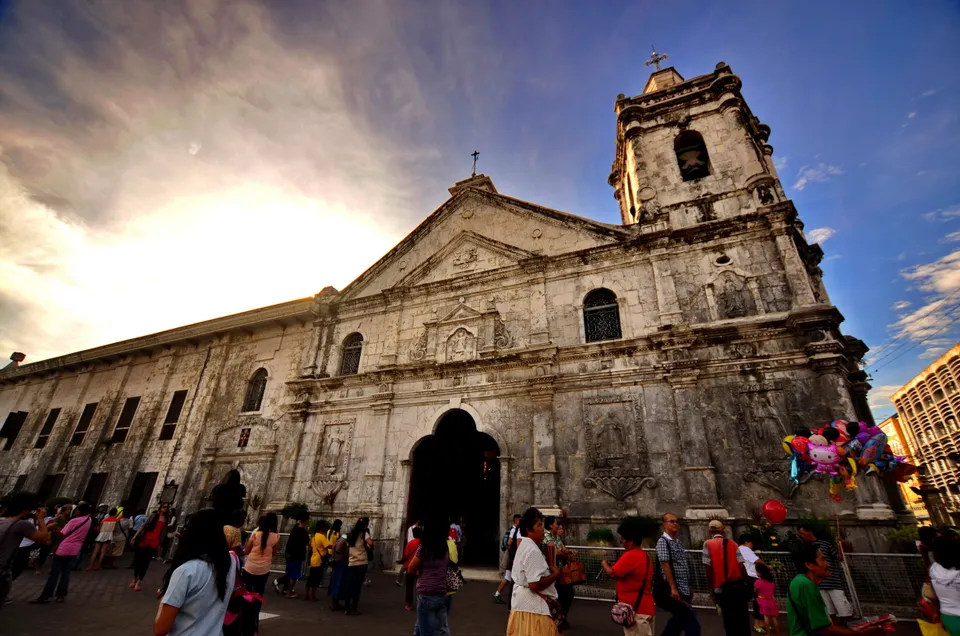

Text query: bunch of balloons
(782, 420), (917, 502)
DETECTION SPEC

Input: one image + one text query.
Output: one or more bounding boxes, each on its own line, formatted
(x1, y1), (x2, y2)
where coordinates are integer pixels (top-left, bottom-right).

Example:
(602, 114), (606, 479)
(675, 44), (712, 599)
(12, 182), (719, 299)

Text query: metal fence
(566, 546), (927, 619)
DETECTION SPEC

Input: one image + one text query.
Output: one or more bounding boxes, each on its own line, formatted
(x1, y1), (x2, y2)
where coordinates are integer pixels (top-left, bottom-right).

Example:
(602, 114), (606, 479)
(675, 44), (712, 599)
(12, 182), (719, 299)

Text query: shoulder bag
(445, 542), (465, 593)
(611, 555), (649, 627)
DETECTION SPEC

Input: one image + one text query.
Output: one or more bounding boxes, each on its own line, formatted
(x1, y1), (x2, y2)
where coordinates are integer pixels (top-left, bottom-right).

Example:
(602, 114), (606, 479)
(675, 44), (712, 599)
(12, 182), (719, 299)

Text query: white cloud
(946, 231), (960, 243)
(920, 89), (938, 98)
(792, 163), (844, 191)
(921, 205), (960, 222)
(805, 227), (836, 244)
(774, 156), (788, 172)
(892, 300), (912, 311)
(907, 112), (917, 119)
(884, 249), (960, 356)
(868, 384), (901, 412)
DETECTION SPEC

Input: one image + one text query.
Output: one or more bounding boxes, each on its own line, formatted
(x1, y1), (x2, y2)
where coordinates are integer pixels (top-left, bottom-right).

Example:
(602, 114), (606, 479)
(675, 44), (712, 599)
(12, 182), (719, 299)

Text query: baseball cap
(708, 519), (725, 531)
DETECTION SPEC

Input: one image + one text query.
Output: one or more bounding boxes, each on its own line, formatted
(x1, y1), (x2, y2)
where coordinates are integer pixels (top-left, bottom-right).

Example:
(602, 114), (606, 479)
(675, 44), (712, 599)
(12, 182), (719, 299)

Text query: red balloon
(762, 499), (788, 524)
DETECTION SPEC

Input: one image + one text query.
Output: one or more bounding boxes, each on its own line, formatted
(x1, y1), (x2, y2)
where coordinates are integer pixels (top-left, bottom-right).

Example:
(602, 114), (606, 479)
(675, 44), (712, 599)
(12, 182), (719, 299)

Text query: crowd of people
(4, 484), (960, 636)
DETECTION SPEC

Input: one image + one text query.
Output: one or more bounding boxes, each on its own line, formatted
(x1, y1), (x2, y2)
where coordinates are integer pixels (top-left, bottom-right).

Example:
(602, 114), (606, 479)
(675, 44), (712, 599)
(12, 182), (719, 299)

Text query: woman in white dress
(507, 507), (561, 636)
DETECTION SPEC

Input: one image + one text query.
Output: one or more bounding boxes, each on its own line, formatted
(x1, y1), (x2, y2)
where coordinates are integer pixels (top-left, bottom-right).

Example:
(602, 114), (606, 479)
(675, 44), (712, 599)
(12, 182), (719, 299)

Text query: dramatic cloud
(774, 156), (788, 172)
(0, 0), (500, 361)
(792, 163), (844, 191)
(805, 227), (836, 244)
(892, 300), (912, 311)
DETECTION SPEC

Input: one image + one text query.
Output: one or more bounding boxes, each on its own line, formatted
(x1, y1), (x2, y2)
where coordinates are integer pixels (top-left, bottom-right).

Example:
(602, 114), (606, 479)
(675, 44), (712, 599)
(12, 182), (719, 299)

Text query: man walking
(788, 543), (881, 635)
(655, 512), (701, 636)
(797, 523), (853, 625)
(493, 513), (520, 604)
(703, 519), (750, 636)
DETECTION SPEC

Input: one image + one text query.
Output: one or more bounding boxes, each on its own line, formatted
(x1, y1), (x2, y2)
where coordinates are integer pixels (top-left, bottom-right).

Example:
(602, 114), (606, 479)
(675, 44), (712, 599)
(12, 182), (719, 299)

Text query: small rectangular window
(82, 472), (109, 506)
(159, 390), (187, 441)
(238, 427), (251, 448)
(0, 411), (29, 451)
(34, 408), (62, 449)
(70, 403), (99, 446)
(37, 473), (65, 503)
(12, 474), (28, 492)
(111, 397), (141, 443)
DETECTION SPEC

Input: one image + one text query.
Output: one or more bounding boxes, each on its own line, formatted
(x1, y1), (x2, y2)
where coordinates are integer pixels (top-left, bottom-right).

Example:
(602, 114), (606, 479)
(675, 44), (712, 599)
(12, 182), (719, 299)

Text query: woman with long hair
(328, 529), (350, 611)
(543, 517), (576, 630)
(342, 518), (374, 615)
(130, 502), (170, 592)
(327, 519), (342, 543)
(86, 507), (118, 571)
(212, 470), (247, 525)
(508, 507), (561, 636)
(154, 509), (237, 636)
(241, 512), (279, 634)
(406, 516), (454, 635)
(306, 520), (332, 602)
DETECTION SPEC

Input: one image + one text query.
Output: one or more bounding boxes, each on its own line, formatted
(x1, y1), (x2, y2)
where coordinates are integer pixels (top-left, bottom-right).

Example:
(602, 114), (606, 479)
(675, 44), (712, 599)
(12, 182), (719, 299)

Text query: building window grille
(339, 333), (363, 376)
(242, 369), (268, 412)
(238, 428), (251, 448)
(583, 289), (622, 343)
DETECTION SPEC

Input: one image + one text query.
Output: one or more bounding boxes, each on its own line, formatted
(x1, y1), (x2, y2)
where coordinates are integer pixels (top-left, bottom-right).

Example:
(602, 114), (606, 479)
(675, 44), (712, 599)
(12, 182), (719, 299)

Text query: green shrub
(888, 526), (920, 553)
(587, 527), (615, 545)
(281, 502), (309, 519)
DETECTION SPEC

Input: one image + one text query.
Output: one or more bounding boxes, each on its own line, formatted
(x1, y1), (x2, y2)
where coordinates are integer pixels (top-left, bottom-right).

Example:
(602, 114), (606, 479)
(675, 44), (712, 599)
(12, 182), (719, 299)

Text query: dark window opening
(242, 369), (268, 412)
(35, 408), (61, 449)
(0, 411), (28, 451)
(127, 472), (159, 513)
(583, 289), (623, 343)
(111, 396), (141, 443)
(37, 473), (65, 504)
(70, 403), (99, 446)
(12, 474), (28, 493)
(238, 427), (251, 448)
(674, 130), (711, 181)
(339, 333), (363, 376)
(82, 473), (109, 507)
(159, 390), (188, 440)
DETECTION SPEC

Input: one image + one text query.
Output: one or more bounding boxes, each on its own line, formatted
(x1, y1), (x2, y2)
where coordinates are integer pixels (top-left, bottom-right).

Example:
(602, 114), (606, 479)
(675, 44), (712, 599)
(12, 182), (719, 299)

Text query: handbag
(535, 591), (565, 628)
(560, 558), (586, 585)
(445, 542), (464, 593)
(611, 557), (649, 627)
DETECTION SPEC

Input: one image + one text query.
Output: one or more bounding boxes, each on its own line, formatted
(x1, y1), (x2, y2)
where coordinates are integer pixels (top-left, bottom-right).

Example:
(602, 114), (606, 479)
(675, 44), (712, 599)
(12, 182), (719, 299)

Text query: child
(755, 562), (781, 636)
(401, 526), (423, 610)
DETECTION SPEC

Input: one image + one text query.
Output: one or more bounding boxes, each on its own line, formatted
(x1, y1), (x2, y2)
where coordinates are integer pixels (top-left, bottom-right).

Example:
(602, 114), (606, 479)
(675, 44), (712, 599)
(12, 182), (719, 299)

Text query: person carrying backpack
(494, 513), (521, 604)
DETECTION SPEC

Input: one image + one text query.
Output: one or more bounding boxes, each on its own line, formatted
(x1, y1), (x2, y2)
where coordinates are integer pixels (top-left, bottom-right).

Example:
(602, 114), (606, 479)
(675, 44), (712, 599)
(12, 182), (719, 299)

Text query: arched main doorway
(406, 409), (501, 566)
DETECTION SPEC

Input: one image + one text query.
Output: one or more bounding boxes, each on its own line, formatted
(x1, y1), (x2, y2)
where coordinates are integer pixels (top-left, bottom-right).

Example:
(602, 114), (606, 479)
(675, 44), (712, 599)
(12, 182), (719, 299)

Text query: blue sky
(0, 0), (958, 419)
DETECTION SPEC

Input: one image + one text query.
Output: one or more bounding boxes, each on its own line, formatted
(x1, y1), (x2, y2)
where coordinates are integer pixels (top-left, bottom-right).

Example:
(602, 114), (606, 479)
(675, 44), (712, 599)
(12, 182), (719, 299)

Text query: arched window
(674, 130), (711, 181)
(242, 368), (268, 412)
(583, 289), (622, 343)
(339, 333), (363, 376)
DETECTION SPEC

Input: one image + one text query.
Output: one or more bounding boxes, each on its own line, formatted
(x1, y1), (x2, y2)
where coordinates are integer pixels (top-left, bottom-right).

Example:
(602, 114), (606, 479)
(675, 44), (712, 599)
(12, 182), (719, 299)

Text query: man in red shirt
(702, 520), (750, 636)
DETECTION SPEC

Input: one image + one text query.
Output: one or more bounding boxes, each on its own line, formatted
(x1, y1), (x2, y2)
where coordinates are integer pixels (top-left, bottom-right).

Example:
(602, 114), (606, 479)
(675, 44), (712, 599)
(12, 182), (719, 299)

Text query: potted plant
(587, 527), (616, 547)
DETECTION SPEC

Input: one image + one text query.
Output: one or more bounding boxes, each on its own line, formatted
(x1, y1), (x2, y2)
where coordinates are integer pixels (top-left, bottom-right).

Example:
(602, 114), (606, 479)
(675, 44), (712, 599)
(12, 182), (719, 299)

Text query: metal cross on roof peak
(471, 150), (480, 177)
(644, 47), (669, 71)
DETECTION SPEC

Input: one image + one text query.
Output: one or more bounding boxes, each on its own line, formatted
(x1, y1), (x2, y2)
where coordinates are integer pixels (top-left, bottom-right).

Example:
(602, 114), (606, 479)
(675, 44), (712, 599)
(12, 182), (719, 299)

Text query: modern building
(0, 60), (903, 564)
(878, 414), (928, 521)
(890, 342), (960, 525)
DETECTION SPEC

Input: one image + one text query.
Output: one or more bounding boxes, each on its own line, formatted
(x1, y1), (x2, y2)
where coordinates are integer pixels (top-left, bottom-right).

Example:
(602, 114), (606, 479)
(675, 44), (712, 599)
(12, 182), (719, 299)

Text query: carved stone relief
(581, 395), (656, 505)
(445, 327), (476, 362)
(409, 329), (428, 361)
(494, 316), (512, 349)
(453, 248), (478, 267)
(310, 419), (354, 506)
(738, 384), (789, 465)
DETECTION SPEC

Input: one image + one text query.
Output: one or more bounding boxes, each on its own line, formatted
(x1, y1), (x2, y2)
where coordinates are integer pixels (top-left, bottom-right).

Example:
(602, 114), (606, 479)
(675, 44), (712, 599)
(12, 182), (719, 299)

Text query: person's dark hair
(108, 507), (118, 516)
(347, 518), (368, 545)
(144, 503), (171, 532)
(933, 535), (960, 570)
(230, 509), (247, 528)
(2, 491), (39, 517)
(797, 522), (818, 536)
(512, 514), (521, 522)
(75, 502), (92, 516)
(331, 519), (343, 532)
(919, 526), (940, 548)
(738, 533), (754, 545)
(518, 507), (543, 537)
(223, 469), (242, 487)
(314, 520), (330, 534)
(793, 542), (822, 573)
(617, 516), (653, 545)
(756, 561), (774, 582)
(258, 513), (278, 551)
(412, 526), (423, 539)
(159, 509), (231, 601)
(420, 516), (450, 561)
(295, 510), (309, 524)
(544, 516), (559, 532)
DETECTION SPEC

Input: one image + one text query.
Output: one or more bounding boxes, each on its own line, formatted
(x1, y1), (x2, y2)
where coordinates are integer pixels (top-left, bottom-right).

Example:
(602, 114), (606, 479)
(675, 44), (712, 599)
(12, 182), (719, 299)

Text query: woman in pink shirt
(32, 502), (93, 604)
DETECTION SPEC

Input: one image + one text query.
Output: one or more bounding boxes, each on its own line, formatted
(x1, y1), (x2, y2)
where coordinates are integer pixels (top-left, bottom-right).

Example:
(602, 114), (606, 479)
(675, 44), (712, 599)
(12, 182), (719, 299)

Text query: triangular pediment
(395, 231), (535, 288)
(434, 300), (483, 324)
(340, 187), (627, 301)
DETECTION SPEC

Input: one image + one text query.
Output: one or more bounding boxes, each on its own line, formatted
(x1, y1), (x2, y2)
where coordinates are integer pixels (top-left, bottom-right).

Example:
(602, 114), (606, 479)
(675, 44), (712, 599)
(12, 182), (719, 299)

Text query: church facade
(0, 63), (905, 563)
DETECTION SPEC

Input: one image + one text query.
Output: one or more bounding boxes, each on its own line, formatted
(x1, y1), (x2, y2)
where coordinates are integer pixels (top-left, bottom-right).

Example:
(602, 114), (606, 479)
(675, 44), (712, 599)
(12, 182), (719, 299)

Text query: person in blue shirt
(154, 509), (236, 636)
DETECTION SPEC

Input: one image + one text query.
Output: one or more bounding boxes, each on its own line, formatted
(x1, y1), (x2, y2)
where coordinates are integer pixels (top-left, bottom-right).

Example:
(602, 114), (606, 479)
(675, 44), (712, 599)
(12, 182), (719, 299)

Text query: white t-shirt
(738, 545), (759, 578)
(407, 524), (417, 543)
(510, 536), (557, 616)
(930, 563), (960, 617)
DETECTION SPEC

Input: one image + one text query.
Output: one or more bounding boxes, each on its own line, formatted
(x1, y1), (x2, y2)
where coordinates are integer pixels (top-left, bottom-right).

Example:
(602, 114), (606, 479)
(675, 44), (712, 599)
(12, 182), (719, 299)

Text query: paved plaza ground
(3, 557), (921, 636)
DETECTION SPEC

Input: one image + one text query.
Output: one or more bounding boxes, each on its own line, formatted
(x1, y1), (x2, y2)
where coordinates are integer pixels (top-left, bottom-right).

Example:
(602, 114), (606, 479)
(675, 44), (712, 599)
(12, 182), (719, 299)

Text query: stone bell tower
(609, 60), (787, 230)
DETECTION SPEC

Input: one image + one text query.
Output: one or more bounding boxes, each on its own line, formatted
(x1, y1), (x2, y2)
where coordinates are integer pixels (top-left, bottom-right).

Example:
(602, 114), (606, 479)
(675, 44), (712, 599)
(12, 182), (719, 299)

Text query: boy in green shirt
(788, 544), (882, 635)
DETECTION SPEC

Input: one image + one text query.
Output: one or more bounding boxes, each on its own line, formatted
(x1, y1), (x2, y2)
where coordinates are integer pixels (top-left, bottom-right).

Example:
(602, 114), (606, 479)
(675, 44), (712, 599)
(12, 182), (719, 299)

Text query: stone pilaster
(359, 403), (393, 510)
(530, 394), (559, 510)
(668, 373), (726, 517)
(651, 257), (683, 326)
(771, 223), (818, 308)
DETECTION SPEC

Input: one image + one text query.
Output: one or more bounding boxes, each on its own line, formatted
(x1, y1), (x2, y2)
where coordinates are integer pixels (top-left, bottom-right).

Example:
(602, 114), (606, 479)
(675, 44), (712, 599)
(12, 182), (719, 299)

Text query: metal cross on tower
(644, 47), (669, 71)
(471, 150), (480, 177)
